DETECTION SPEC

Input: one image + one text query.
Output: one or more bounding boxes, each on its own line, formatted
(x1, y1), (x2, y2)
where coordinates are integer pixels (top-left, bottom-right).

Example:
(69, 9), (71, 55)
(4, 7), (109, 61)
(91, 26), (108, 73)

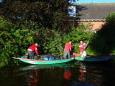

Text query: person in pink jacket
(79, 41), (84, 55)
(63, 41), (72, 59)
(79, 41), (87, 58)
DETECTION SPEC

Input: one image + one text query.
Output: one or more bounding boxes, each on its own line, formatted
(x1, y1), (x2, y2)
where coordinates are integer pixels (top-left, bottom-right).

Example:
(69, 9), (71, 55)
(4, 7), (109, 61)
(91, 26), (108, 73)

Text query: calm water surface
(0, 62), (115, 86)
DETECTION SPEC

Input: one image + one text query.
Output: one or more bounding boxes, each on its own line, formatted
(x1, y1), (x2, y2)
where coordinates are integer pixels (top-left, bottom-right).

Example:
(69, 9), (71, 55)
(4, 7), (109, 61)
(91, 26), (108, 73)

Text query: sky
(79, 0), (115, 3)
(0, 0), (3, 3)
(69, 0), (115, 4)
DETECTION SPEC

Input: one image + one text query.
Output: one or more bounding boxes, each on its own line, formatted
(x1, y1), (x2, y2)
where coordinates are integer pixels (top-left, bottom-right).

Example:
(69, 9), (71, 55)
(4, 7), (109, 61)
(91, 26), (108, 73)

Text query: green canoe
(13, 56), (74, 65)
(75, 56), (113, 62)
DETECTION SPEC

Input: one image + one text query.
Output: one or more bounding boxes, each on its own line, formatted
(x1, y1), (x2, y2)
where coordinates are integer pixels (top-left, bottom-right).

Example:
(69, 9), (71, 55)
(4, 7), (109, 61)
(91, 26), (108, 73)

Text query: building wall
(79, 21), (105, 31)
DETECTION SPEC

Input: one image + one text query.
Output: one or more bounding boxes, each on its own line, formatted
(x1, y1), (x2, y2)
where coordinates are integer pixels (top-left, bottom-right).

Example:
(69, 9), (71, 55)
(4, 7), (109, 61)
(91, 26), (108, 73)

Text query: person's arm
(69, 44), (72, 51)
(35, 48), (38, 55)
(84, 43), (87, 50)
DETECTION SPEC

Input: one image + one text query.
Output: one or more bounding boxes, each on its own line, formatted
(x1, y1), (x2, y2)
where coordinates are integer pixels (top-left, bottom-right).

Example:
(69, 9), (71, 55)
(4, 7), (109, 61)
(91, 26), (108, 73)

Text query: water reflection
(63, 63), (95, 86)
(78, 63), (87, 82)
(26, 70), (39, 86)
(20, 64), (68, 71)
(23, 64), (65, 86)
(0, 62), (115, 86)
(85, 63), (104, 86)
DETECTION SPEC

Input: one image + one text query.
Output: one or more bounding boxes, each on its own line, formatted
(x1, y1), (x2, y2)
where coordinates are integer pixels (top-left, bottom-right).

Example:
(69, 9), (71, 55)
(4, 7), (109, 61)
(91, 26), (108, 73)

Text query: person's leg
(63, 51), (67, 59)
(67, 51), (70, 59)
(28, 51), (34, 59)
(31, 52), (34, 59)
(81, 51), (86, 58)
(28, 51), (31, 59)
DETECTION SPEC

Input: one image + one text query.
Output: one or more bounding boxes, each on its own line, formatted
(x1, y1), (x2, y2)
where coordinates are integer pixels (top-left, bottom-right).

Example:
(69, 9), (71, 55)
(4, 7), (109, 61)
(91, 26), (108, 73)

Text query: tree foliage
(90, 12), (115, 55)
(63, 25), (94, 53)
(0, 0), (95, 67)
(0, 17), (34, 67)
(0, 0), (70, 30)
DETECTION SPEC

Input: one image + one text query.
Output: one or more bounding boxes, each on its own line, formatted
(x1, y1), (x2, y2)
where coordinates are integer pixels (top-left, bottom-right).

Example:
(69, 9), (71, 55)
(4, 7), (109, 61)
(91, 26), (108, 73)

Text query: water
(0, 62), (115, 86)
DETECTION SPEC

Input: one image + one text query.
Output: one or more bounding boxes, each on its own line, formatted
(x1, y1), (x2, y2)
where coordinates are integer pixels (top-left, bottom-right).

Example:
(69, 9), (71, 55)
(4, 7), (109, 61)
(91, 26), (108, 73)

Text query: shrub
(63, 24), (94, 53)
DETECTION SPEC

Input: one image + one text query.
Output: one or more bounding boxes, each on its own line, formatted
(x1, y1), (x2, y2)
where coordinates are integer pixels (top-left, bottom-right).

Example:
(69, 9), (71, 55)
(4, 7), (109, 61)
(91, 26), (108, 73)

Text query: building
(77, 3), (115, 31)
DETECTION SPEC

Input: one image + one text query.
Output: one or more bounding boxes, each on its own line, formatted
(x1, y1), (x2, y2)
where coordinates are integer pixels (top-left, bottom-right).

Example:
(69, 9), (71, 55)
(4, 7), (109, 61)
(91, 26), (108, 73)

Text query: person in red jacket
(27, 43), (39, 59)
(63, 41), (72, 59)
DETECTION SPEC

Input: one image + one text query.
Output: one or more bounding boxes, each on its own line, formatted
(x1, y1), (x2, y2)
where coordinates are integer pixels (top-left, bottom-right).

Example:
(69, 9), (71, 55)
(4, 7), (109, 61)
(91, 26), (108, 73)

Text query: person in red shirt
(63, 41), (72, 59)
(27, 43), (39, 59)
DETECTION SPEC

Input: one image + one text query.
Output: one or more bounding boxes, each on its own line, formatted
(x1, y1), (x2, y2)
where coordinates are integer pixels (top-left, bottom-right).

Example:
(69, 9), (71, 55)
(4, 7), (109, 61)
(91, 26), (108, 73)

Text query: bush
(36, 29), (63, 55)
(0, 17), (35, 66)
(63, 25), (95, 53)
(90, 12), (115, 55)
(0, 16), (95, 67)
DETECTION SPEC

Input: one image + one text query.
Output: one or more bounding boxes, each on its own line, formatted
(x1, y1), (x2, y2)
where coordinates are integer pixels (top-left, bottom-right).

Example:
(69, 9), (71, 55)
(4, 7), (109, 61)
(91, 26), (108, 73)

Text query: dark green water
(0, 62), (115, 86)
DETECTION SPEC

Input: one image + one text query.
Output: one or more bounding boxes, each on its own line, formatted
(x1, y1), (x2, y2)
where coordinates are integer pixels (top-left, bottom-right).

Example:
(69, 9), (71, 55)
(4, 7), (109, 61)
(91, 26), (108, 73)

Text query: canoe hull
(75, 56), (112, 62)
(13, 57), (74, 65)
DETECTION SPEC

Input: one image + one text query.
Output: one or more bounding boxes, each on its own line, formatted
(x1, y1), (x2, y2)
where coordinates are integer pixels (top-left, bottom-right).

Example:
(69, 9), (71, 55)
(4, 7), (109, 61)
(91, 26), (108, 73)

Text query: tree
(90, 12), (115, 55)
(0, 0), (70, 30)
